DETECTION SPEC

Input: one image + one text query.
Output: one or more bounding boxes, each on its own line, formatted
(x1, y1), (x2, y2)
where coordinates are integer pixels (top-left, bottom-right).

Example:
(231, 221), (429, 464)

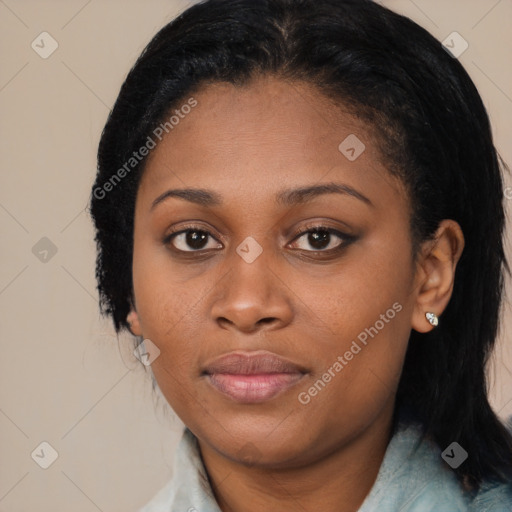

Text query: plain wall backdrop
(1, 1), (511, 510)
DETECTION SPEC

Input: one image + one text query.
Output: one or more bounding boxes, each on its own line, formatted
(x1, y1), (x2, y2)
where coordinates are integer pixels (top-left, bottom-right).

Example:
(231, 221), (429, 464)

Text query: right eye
(164, 227), (223, 252)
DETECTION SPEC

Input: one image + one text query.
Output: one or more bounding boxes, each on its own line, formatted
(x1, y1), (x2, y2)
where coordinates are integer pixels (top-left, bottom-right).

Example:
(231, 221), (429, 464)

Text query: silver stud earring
(426, 312), (439, 327)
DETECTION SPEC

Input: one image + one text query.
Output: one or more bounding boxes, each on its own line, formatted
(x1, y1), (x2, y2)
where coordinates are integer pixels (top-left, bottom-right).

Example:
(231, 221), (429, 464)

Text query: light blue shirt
(138, 416), (512, 512)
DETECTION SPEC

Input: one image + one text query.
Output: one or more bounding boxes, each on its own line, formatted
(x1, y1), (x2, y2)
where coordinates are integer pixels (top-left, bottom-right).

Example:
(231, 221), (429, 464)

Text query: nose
(210, 252), (293, 334)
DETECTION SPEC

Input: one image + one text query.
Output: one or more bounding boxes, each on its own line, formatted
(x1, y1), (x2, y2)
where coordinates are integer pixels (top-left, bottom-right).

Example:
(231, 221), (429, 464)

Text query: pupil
(187, 230), (208, 249)
(309, 230), (329, 249)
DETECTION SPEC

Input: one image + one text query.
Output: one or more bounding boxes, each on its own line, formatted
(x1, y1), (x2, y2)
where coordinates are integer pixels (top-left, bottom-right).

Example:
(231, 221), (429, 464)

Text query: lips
(203, 351), (307, 403)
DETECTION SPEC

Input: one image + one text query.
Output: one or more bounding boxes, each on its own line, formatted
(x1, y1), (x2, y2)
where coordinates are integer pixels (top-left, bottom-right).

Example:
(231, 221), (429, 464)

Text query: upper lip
(202, 351), (307, 375)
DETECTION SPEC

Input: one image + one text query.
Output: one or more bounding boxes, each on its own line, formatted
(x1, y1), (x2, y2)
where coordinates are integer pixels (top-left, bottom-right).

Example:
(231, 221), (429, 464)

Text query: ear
(411, 220), (465, 333)
(126, 309), (143, 336)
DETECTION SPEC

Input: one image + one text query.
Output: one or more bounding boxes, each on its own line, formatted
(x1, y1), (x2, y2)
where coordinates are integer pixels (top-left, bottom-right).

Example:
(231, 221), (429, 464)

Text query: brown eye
(166, 228), (222, 252)
(290, 227), (352, 252)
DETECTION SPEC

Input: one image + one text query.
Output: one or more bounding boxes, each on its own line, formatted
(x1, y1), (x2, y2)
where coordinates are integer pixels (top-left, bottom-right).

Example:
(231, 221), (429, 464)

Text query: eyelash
(163, 223), (355, 256)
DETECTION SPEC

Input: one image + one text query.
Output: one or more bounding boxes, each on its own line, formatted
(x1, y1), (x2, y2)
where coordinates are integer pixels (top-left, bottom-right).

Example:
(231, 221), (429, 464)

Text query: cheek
(303, 231), (413, 343)
(131, 238), (205, 376)
(132, 227), (201, 329)
(132, 260), (207, 423)
(294, 296), (412, 446)
(295, 239), (414, 414)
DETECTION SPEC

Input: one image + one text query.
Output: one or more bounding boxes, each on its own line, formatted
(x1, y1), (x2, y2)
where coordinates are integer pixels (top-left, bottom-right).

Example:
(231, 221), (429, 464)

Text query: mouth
(202, 351), (307, 404)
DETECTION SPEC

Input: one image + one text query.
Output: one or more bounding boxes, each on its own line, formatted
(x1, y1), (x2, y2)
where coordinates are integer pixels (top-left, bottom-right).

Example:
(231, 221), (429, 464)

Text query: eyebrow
(150, 182), (373, 210)
(276, 182), (372, 207)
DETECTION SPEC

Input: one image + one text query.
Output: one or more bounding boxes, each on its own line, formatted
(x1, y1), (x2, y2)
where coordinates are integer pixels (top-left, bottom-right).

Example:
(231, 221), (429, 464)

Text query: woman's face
(130, 76), (421, 467)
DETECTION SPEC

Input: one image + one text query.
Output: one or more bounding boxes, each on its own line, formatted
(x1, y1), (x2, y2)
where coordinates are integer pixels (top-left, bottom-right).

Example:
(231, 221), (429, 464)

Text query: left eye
(290, 228), (348, 251)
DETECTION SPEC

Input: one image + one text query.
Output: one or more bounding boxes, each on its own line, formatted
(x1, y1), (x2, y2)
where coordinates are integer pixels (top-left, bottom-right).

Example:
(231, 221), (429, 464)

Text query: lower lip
(206, 373), (304, 403)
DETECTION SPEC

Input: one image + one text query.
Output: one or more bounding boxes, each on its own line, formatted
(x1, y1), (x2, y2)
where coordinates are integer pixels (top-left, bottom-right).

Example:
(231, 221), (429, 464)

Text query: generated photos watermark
(298, 302), (403, 405)
(93, 97), (198, 200)
(441, 442), (468, 469)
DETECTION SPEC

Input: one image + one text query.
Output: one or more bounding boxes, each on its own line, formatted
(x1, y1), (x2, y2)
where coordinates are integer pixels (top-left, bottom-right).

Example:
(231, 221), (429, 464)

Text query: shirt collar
(141, 413), (479, 511)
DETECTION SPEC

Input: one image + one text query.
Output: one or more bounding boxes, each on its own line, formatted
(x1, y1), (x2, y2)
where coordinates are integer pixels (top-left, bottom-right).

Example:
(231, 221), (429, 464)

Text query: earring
(425, 312), (439, 327)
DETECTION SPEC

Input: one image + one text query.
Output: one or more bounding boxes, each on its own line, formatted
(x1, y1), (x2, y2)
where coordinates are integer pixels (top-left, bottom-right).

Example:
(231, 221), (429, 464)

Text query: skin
(128, 75), (464, 512)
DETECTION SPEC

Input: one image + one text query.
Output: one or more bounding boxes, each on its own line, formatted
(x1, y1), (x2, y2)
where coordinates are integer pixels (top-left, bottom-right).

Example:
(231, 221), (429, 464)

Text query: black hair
(89, 0), (512, 491)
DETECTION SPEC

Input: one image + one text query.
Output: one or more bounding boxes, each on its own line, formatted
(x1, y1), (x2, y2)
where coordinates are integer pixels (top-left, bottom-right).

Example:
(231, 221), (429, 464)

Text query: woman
(90, 0), (512, 510)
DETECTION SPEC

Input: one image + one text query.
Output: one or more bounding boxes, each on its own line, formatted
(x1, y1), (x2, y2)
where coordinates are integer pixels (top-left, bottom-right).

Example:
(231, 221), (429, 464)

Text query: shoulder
(359, 414), (512, 512)
(358, 420), (471, 511)
(469, 479), (512, 512)
(469, 414), (512, 511)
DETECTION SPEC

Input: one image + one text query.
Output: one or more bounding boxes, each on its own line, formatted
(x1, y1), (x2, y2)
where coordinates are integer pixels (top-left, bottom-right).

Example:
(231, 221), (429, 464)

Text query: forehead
(138, 75), (405, 210)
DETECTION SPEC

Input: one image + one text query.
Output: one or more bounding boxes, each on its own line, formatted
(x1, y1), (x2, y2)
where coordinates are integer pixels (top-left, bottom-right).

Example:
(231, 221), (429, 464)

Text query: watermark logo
(134, 339), (161, 366)
(442, 32), (469, 59)
(32, 237), (58, 263)
(236, 236), (263, 263)
(237, 442), (263, 466)
(338, 134), (366, 161)
(31, 441), (59, 469)
(31, 32), (59, 59)
(441, 442), (468, 469)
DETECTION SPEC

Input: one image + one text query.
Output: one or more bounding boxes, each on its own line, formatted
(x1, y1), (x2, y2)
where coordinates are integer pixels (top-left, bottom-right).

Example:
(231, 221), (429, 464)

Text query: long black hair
(89, 0), (512, 491)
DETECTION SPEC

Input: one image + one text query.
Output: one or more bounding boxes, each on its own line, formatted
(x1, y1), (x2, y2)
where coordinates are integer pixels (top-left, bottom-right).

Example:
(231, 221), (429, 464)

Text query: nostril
(257, 317), (276, 325)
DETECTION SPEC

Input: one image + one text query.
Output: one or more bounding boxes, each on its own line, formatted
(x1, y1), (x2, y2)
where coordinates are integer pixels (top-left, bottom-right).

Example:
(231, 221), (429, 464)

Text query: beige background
(0, 0), (511, 510)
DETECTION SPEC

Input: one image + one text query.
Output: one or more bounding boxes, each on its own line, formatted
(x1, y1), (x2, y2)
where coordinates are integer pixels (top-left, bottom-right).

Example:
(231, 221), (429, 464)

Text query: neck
(198, 405), (395, 512)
